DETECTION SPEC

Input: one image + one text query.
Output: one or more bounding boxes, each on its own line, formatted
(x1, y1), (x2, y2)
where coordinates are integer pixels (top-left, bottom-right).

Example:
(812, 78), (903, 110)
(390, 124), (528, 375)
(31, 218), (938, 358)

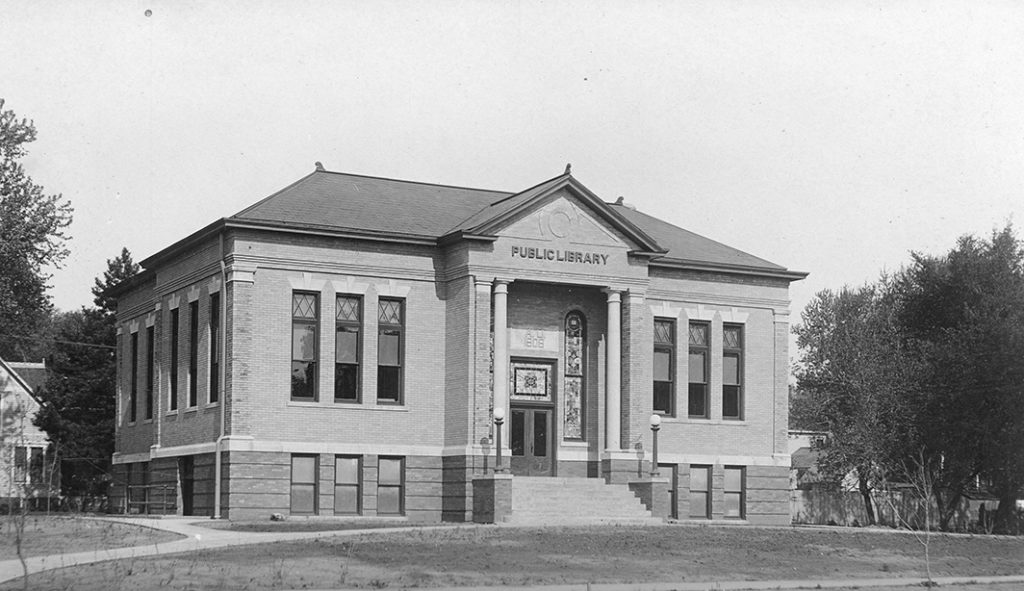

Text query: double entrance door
(510, 405), (552, 476)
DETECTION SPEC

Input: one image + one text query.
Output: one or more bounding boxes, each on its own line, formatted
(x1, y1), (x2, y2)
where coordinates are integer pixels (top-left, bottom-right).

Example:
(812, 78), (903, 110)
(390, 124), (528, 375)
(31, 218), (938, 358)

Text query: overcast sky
(4, 1), (1023, 349)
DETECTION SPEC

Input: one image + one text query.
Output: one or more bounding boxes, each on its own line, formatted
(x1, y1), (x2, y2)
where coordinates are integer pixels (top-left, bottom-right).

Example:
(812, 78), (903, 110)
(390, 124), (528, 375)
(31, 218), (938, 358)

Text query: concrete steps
(507, 476), (660, 525)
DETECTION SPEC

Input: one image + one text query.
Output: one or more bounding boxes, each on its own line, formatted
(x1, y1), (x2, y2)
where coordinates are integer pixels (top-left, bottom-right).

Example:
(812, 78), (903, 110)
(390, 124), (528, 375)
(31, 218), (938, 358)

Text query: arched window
(564, 311), (586, 440)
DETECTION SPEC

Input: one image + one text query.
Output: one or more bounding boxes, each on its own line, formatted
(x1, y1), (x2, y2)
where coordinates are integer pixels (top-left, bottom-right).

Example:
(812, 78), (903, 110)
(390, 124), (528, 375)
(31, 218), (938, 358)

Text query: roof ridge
(315, 168), (514, 196)
(482, 172), (570, 208)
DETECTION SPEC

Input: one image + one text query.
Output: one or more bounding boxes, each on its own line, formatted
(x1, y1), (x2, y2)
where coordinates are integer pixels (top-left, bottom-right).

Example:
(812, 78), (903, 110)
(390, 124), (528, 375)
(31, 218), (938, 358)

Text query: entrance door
(179, 456), (194, 516)
(510, 407), (552, 476)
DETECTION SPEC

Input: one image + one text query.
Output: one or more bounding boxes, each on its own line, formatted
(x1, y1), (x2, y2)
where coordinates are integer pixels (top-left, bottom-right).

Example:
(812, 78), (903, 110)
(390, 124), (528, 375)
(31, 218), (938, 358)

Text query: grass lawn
(3, 524), (1023, 590)
(0, 514), (184, 560)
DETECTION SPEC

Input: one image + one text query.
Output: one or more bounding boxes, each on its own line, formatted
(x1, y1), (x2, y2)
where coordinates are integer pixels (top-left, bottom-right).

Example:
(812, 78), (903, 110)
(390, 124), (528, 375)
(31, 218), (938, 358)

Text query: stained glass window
(563, 312), (585, 439)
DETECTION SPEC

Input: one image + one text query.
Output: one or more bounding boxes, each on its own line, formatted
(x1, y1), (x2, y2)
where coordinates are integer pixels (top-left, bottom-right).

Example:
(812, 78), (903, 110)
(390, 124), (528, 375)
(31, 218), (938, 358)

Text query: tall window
(130, 331), (139, 422)
(689, 464), (711, 519)
(209, 292), (220, 403)
(145, 326), (155, 420)
(724, 466), (746, 519)
(563, 312), (585, 439)
(688, 322), (709, 418)
(377, 299), (403, 403)
(188, 300), (199, 407)
(377, 456), (404, 515)
(653, 319), (675, 415)
(170, 308), (179, 411)
(290, 454), (318, 515)
(723, 324), (743, 419)
(291, 292), (319, 400)
(335, 296), (361, 402)
(334, 455), (361, 514)
(14, 447), (27, 483)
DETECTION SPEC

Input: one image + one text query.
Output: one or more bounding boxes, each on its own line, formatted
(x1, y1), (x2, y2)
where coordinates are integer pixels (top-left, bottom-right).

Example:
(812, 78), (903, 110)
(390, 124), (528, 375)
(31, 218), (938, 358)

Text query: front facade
(111, 167), (805, 522)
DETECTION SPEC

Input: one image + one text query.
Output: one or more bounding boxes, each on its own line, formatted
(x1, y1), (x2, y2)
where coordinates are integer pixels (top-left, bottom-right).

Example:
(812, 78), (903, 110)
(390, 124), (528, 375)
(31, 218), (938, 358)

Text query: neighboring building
(110, 166), (806, 522)
(0, 359), (57, 503)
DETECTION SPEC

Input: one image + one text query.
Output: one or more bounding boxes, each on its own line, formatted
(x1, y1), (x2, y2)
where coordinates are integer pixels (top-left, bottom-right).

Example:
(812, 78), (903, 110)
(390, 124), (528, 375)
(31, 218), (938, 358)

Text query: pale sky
(4, 1), (1023, 347)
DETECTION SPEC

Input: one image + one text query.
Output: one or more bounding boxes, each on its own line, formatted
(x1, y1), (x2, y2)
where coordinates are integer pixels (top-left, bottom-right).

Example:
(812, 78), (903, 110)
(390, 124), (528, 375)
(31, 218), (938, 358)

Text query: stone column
(604, 289), (622, 451)
(493, 280), (510, 446)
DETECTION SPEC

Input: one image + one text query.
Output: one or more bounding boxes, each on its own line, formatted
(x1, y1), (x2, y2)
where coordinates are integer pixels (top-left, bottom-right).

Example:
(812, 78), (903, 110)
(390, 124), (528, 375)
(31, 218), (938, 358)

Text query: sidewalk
(1, 517), (1022, 591)
(0, 516), (448, 585)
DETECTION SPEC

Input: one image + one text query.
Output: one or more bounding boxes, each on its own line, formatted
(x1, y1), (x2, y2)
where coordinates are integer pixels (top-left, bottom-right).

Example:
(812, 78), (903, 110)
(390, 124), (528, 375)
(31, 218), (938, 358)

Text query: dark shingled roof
(234, 171), (511, 238)
(610, 204), (787, 271)
(221, 168), (804, 278)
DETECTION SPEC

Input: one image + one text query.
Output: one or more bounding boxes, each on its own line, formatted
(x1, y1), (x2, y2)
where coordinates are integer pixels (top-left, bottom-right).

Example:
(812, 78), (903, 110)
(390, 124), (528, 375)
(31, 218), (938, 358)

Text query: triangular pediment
(452, 174), (664, 254)
(496, 191), (634, 249)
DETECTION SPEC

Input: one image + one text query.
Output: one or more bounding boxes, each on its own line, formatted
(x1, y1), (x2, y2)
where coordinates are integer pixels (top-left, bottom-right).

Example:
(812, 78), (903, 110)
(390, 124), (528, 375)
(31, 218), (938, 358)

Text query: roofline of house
(0, 357), (45, 406)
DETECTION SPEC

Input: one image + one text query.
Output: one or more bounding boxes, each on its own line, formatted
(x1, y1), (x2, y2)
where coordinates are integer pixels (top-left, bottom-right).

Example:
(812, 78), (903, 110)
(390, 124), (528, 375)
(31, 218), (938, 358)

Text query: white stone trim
(684, 304), (715, 322)
(720, 307), (750, 324)
(626, 290), (645, 306)
(207, 276), (222, 294)
(167, 294), (181, 310)
(187, 285), (201, 303)
(145, 313), (156, 328)
(773, 310), (790, 324)
(657, 453), (790, 467)
(111, 451), (154, 464)
(116, 326), (124, 336)
(649, 300), (683, 319)
(288, 272), (325, 292)
(331, 276), (370, 295)
(227, 263), (256, 284)
(128, 320), (140, 333)
(375, 279), (411, 298)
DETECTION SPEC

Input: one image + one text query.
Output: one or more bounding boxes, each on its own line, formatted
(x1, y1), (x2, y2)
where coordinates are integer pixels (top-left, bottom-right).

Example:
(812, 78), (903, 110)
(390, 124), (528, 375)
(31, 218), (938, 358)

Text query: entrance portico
(486, 276), (641, 481)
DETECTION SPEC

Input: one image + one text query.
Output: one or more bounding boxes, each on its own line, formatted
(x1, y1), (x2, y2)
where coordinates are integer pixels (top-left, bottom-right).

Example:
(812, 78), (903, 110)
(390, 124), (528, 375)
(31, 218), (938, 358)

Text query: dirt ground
(198, 518), (455, 533)
(0, 515), (182, 560)
(4, 524), (1023, 590)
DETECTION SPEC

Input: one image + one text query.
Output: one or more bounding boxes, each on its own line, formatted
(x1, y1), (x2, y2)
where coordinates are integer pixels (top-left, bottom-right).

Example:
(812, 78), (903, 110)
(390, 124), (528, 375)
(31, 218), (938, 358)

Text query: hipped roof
(139, 168), (807, 281)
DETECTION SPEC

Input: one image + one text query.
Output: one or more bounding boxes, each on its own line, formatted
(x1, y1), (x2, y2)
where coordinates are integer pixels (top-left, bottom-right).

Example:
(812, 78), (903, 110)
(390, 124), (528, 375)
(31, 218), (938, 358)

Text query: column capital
(493, 279), (511, 295)
(474, 278), (492, 292)
(602, 288), (622, 302)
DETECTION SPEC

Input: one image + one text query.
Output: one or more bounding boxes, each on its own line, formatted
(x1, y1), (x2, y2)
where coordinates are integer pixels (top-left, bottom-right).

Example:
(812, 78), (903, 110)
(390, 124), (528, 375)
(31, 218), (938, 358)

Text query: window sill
(204, 402), (220, 409)
(659, 417), (748, 426)
(183, 407), (199, 414)
(286, 401), (408, 412)
(560, 440), (589, 447)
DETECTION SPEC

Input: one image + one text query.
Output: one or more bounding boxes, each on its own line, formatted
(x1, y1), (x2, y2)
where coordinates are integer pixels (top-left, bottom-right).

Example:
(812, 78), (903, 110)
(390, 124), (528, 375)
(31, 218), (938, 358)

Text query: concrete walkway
(0, 516), (453, 585)
(1, 517), (1022, 591)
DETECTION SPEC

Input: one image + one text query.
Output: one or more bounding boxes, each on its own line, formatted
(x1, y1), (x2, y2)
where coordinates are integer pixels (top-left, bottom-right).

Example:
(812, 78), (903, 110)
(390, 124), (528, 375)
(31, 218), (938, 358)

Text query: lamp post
(494, 406), (506, 474)
(649, 414), (661, 478)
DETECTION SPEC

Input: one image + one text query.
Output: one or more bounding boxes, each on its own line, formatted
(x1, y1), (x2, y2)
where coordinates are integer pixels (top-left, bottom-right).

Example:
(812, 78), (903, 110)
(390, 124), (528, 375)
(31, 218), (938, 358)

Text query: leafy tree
(794, 284), (921, 525)
(895, 226), (1024, 533)
(34, 249), (138, 498)
(0, 99), (73, 361)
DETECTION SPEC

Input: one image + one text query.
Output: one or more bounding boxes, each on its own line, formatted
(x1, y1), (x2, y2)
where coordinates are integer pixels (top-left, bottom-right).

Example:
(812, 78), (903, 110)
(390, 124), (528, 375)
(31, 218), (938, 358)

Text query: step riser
(508, 477), (655, 522)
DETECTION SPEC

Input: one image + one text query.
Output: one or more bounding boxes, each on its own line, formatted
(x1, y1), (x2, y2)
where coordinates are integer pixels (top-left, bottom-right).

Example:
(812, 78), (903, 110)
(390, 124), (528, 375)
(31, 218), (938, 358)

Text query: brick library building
(110, 166), (805, 523)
